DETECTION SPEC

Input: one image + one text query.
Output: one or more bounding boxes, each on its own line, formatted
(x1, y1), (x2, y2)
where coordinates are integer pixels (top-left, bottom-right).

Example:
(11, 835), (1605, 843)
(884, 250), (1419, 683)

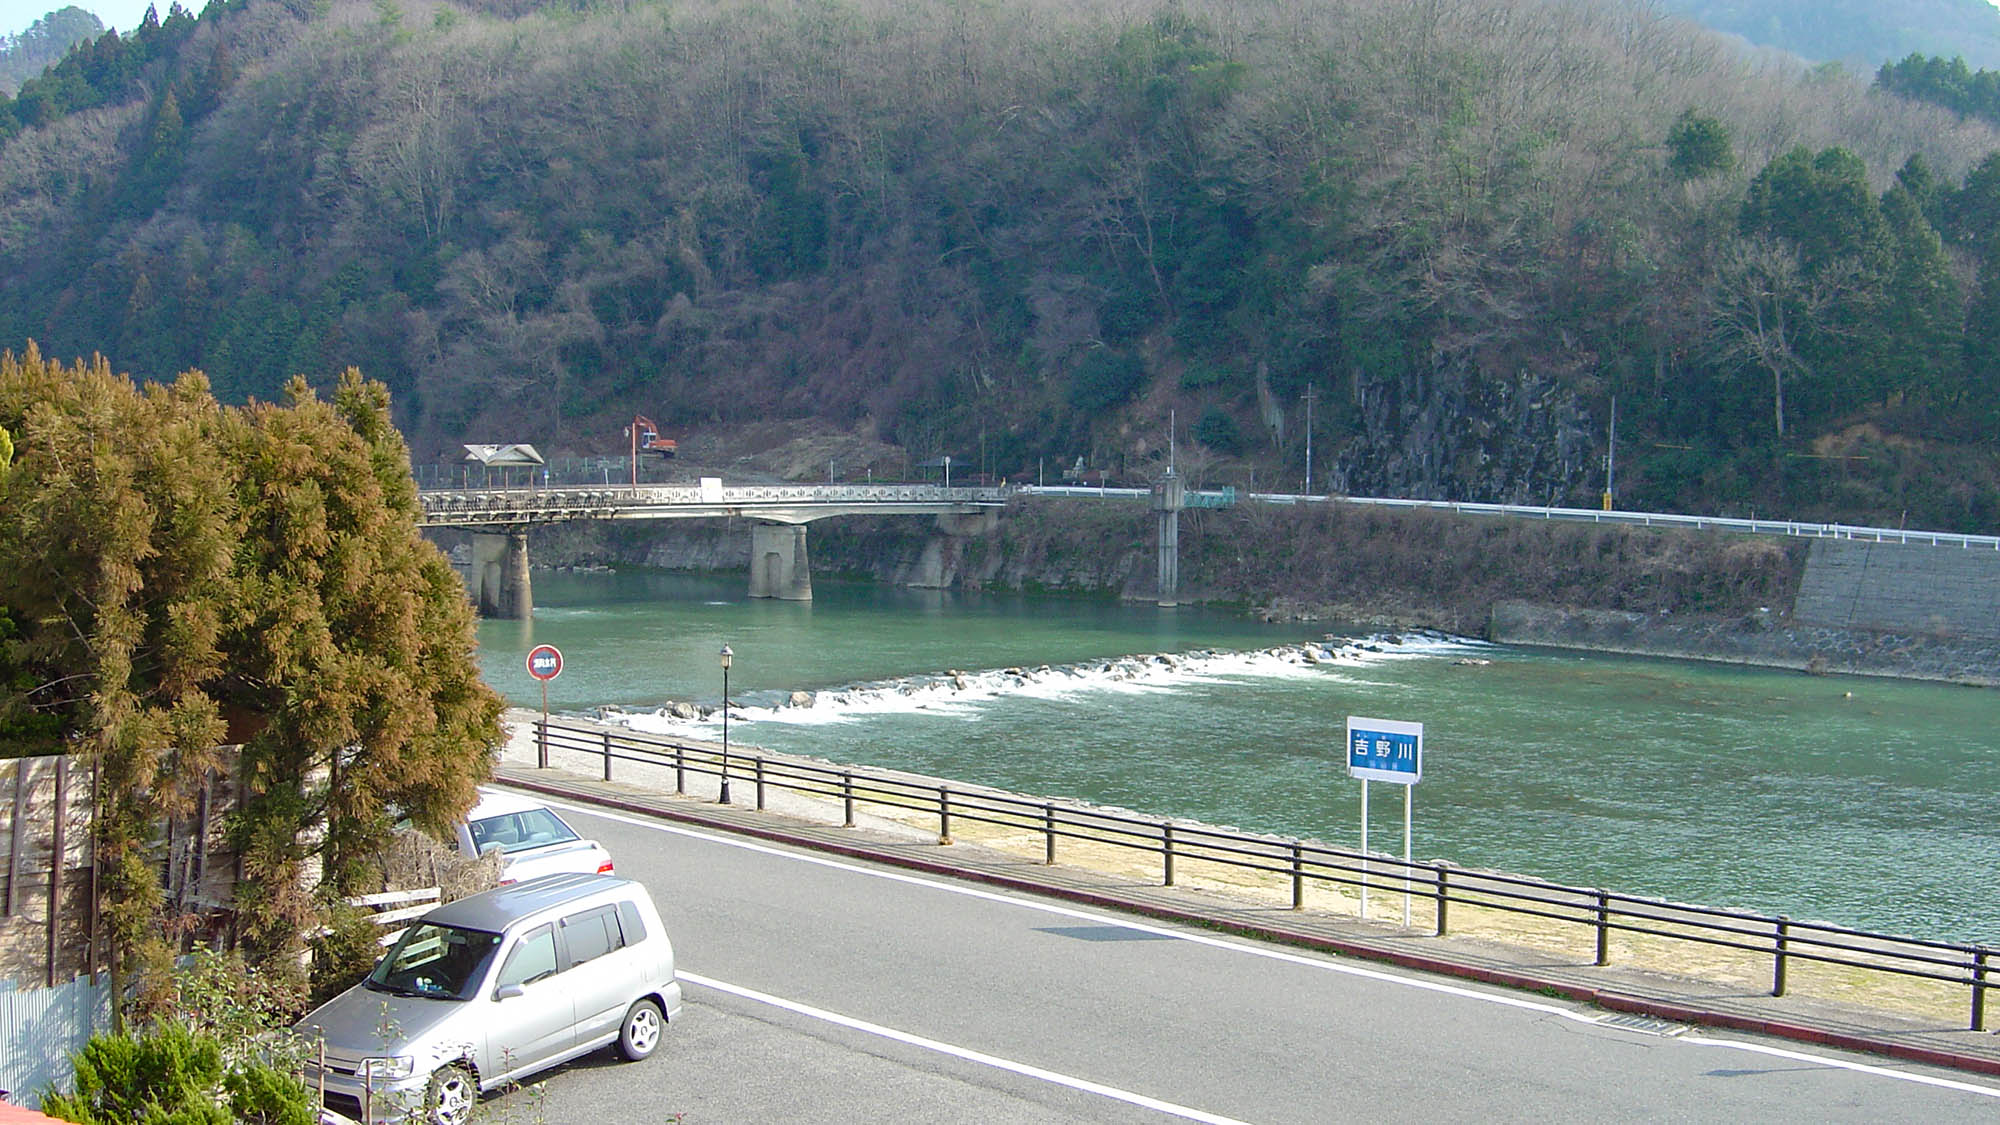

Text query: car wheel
(618, 998), (665, 1061)
(425, 1063), (476, 1125)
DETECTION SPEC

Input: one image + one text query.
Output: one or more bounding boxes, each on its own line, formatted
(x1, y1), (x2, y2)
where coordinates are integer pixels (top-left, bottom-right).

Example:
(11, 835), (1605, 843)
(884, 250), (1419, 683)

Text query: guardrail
(532, 718), (1994, 1031)
(1015, 486), (2000, 550)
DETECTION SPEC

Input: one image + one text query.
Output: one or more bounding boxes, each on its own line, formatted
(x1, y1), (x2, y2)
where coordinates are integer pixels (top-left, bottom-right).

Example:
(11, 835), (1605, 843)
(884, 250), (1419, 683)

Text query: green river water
(476, 571), (2000, 944)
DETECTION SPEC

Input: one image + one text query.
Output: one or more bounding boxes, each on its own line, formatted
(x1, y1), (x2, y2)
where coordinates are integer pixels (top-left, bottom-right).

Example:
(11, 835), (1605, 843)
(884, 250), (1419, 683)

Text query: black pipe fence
(533, 718), (1993, 1030)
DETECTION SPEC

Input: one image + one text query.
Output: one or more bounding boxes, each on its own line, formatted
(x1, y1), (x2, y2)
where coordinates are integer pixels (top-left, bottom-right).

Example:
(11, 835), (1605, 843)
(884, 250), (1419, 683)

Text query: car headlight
(357, 1055), (416, 1081)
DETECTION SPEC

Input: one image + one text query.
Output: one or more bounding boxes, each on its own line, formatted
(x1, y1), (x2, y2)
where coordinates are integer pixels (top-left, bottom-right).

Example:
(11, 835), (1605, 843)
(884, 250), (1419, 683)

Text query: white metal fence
(0, 973), (108, 1107)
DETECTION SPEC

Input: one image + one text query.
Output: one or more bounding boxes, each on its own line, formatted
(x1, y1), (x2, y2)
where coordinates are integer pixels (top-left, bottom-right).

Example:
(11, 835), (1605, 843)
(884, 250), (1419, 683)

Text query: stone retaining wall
(1489, 602), (2000, 686)
(1794, 539), (2000, 640)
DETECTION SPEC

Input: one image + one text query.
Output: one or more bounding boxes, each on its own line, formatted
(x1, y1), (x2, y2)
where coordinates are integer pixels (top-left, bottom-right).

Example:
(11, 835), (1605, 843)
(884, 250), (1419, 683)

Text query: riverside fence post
(1291, 843), (1304, 910)
(1773, 917), (1790, 998)
(602, 731), (612, 782)
(1163, 823), (1175, 886)
(1975, 947), (1990, 1032)
(755, 757), (766, 810)
(1435, 864), (1449, 937)
(938, 786), (952, 845)
(843, 772), (855, 828)
(1044, 803), (1056, 865)
(675, 744), (685, 795)
(536, 720), (547, 769)
(1595, 890), (1611, 966)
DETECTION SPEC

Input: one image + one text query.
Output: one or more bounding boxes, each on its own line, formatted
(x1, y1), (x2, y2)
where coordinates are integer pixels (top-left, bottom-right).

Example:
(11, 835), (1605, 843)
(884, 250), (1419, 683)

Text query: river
(476, 571), (2000, 943)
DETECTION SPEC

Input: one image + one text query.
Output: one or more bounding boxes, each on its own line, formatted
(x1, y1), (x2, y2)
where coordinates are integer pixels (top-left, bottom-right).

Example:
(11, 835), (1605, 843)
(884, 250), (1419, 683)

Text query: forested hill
(5, 0), (2000, 531)
(0, 6), (102, 95)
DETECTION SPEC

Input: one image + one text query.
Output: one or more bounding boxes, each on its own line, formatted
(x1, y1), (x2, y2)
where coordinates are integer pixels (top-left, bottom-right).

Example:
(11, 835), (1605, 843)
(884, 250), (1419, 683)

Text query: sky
(3, 0), (186, 41)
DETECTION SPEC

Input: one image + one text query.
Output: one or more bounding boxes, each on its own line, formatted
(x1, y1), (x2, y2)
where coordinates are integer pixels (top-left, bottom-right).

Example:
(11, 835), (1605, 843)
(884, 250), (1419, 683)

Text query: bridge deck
(418, 482), (1010, 528)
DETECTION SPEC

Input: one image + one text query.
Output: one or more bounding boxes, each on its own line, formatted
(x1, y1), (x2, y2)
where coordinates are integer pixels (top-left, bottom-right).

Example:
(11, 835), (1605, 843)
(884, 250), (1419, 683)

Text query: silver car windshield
(468, 807), (582, 855)
(366, 922), (502, 1001)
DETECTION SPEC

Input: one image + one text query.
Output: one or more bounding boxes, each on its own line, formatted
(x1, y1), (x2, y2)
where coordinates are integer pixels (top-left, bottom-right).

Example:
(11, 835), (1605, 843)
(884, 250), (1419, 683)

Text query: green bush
(309, 899), (388, 1005)
(1067, 349), (1148, 414)
(39, 1009), (314, 1125)
(1193, 407), (1244, 454)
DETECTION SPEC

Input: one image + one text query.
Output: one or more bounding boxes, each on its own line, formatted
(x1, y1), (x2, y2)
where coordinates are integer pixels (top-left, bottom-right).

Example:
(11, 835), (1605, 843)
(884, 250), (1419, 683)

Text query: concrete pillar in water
(1152, 470), (1185, 607)
(749, 522), (813, 600)
(469, 529), (534, 618)
(503, 528), (533, 618)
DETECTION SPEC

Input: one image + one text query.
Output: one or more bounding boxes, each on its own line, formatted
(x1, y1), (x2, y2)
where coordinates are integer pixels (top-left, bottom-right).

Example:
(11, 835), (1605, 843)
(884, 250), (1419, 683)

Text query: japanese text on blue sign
(1346, 716), (1423, 784)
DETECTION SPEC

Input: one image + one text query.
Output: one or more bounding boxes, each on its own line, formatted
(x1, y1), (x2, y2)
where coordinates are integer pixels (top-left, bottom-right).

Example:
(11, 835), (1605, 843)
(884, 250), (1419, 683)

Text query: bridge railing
(531, 717), (1995, 1031)
(1015, 486), (2000, 550)
(415, 482), (1010, 525)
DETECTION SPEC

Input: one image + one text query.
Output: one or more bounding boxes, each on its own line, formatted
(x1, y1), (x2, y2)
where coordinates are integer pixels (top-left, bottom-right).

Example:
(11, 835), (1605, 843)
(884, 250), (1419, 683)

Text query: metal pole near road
(719, 643), (734, 805)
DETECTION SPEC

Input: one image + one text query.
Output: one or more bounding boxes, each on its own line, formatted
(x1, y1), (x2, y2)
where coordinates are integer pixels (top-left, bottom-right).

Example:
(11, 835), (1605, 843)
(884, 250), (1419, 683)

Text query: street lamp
(718, 643), (733, 805)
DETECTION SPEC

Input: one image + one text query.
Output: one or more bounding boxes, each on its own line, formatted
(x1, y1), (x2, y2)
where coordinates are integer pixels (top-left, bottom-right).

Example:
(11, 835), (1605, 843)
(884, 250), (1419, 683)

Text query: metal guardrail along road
(532, 718), (1995, 1032)
(1017, 486), (2000, 551)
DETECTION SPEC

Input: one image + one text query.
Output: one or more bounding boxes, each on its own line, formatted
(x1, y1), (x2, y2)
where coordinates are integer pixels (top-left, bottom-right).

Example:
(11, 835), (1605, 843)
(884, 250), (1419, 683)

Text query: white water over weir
(591, 632), (1480, 741)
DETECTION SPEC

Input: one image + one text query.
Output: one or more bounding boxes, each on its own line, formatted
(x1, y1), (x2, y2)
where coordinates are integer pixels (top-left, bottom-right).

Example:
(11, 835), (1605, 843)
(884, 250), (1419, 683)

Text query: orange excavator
(626, 415), (677, 459)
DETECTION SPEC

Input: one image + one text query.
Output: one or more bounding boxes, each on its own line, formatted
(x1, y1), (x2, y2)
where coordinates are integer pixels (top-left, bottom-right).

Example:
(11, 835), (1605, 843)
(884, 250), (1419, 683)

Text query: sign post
(1346, 716), (1423, 924)
(526, 644), (564, 768)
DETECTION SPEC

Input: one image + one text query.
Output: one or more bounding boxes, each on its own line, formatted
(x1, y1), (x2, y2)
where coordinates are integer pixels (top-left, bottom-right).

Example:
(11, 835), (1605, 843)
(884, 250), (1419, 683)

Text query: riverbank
(1490, 601), (2000, 687)
(494, 709), (1984, 1036)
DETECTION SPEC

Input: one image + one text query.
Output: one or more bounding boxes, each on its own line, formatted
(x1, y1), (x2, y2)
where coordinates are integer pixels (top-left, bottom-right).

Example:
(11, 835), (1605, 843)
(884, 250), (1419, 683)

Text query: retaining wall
(1794, 539), (2000, 640)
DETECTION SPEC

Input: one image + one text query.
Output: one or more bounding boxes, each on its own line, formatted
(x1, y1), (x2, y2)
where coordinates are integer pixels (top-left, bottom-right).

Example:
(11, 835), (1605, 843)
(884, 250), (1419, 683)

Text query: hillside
(3, 0), (2000, 531)
(0, 6), (101, 95)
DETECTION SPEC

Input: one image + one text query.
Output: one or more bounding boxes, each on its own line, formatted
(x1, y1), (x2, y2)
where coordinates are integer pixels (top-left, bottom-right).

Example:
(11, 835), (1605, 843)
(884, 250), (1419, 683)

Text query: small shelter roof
(462, 444), (546, 466)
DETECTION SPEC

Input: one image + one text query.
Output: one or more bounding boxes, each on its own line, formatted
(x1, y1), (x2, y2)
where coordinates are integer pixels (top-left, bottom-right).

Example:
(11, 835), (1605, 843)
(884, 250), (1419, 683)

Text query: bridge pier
(748, 522), (813, 601)
(470, 528), (533, 618)
(1153, 470), (1184, 607)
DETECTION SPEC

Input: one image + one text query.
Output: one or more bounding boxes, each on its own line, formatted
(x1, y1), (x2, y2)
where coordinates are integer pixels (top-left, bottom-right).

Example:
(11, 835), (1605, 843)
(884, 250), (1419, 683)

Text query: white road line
(542, 794), (2000, 1101)
(1678, 1036), (2000, 1099)
(680, 970), (1257, 1125)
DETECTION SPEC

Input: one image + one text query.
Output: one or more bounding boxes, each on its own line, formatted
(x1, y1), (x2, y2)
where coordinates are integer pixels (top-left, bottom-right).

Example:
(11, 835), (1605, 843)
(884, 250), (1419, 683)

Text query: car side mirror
(495, 983), (526, 1001)
(480, 843), (504, 857)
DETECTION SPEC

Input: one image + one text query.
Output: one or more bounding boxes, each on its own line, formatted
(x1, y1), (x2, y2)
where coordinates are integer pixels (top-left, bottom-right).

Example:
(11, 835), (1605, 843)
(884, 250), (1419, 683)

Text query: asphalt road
(472, 797), (2000, 1123)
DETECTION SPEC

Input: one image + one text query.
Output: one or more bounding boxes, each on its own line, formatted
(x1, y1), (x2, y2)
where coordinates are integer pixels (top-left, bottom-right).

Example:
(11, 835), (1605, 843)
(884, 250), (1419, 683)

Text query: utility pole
(1602, 395), (1617, 512)
(1301, 387), (1318, 495)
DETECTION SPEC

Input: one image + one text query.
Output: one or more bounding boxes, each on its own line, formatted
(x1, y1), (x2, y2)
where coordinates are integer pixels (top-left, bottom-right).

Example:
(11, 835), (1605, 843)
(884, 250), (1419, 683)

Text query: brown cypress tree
(0, 345), (501, 1012)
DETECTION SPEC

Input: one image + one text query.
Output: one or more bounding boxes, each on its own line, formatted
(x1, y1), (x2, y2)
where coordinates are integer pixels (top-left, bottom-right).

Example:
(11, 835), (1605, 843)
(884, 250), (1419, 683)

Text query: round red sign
(525, 644), (564, 681)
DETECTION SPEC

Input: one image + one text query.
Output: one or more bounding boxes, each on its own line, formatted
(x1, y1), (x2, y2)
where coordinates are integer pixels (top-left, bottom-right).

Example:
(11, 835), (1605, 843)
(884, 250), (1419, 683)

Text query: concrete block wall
(1794, 540), (2000, 640)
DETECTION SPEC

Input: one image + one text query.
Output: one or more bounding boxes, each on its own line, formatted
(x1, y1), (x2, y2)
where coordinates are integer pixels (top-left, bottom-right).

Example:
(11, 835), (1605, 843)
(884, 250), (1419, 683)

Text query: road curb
(501, 773), (2000, 1080)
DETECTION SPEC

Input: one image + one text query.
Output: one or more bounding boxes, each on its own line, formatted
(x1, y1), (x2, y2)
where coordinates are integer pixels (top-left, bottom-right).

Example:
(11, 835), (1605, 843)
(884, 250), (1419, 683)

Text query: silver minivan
(298, 872), (682, 1125)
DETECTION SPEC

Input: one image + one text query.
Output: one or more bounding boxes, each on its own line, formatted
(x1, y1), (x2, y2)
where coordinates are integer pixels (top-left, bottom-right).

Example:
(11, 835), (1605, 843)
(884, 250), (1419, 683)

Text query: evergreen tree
(0, 345), (501, 1006)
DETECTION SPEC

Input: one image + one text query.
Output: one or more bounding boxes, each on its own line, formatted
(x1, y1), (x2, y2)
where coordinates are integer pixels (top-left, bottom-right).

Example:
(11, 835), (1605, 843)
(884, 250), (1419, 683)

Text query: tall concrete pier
(470, 528), (533, 618)
(1153, 470), (1184, 607)
(748, 522), (813, 600)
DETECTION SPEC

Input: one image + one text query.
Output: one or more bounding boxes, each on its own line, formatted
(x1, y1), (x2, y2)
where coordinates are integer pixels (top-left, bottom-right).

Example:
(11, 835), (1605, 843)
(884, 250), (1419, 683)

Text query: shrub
(1193, 407), (1244, 454)
(1067, 348), (1148, 413)
(38, 1021), (311, 1125)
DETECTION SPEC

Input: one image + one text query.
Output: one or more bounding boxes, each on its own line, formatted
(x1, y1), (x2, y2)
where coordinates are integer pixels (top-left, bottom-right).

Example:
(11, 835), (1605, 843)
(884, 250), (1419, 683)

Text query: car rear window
(616, 899), (647, 944)
(469, 806), (582, 854)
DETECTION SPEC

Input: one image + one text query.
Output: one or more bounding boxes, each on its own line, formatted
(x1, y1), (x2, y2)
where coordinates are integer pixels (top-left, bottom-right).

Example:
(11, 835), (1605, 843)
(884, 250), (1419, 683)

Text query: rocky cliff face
(1330, 356), (1602, 506)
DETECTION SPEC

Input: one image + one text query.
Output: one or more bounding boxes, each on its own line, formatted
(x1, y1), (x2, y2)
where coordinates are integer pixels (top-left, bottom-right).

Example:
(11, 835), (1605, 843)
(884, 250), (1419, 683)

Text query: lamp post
(718, 643), (733, 805)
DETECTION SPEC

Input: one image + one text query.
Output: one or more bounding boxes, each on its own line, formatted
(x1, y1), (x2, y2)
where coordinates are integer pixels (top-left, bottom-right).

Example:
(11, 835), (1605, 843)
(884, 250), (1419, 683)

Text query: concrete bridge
(419, 480), (1009, 617)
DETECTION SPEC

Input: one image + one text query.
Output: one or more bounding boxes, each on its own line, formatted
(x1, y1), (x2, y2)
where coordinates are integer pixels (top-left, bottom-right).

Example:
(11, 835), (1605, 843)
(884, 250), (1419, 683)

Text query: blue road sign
(1347, 716), (1422, 784)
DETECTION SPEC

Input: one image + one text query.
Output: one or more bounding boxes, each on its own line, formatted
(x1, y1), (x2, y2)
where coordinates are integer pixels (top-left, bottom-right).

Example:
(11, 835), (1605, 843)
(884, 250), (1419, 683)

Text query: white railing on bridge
(416, 482), (1010, 525)
(1014, 486), (2000, 550)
